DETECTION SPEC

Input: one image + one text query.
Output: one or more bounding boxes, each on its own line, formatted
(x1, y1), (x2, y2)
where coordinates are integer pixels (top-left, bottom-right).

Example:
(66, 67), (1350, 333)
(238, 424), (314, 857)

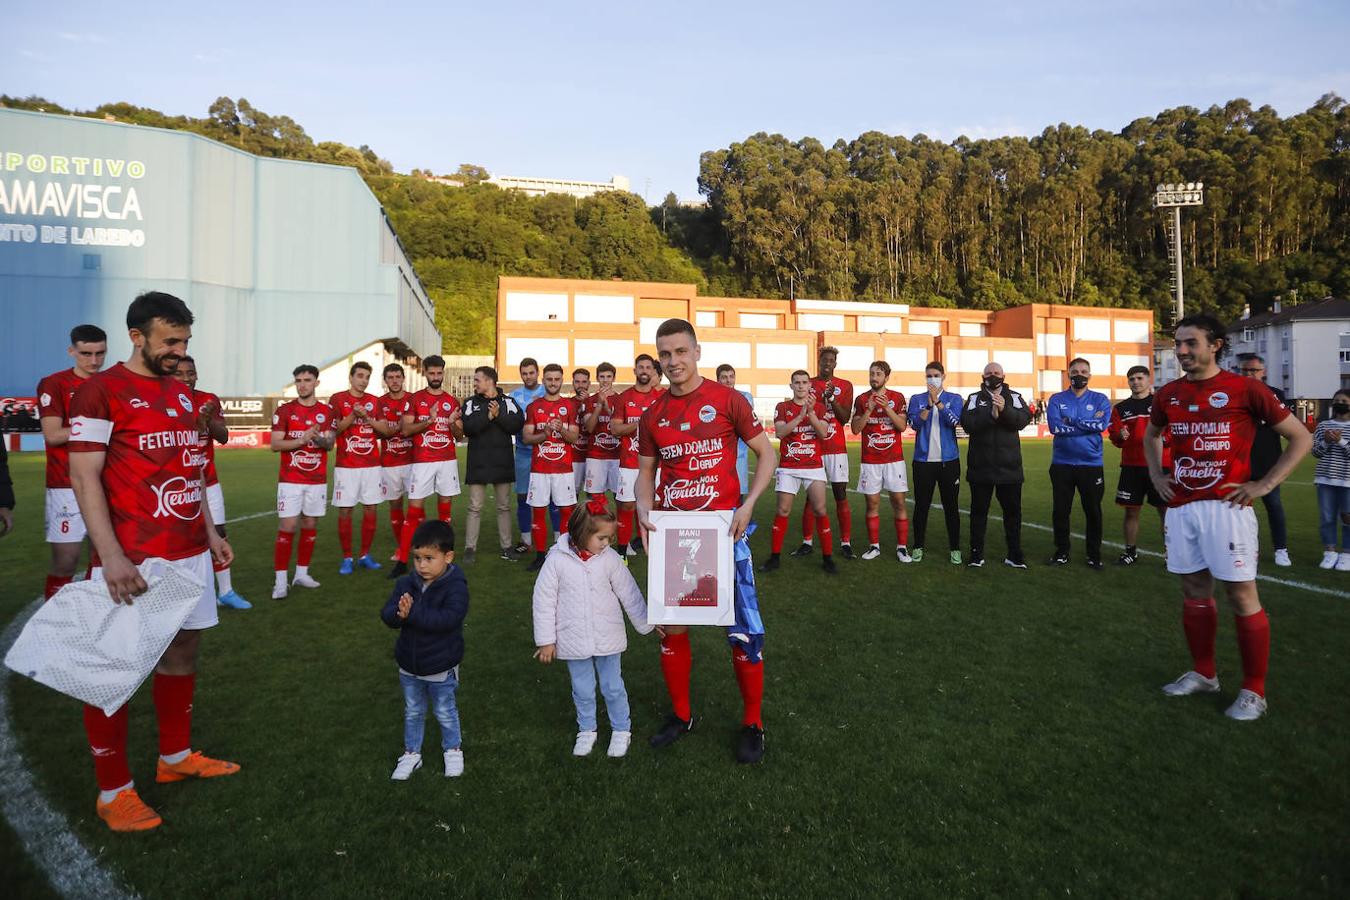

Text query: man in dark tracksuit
(1238, 354), (1293, 566)
(460, 366), (525, 563)
(1047, 357), (1111, 569)
(961, 362), (1031, 568)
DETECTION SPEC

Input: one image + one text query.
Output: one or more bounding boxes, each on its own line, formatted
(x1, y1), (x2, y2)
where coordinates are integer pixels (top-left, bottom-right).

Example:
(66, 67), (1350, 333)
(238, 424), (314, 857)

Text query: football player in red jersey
(271, 365), (337, 599)
(1144, 315), (1310, 722)
(522, 363), (579, 570)
(582, 361), (621, 498)
(330, 361), (385, 574)
(636, 319), (777, 764)
(761, 370), (835, 574)
(37, 323), (107, 599)
(609, 354), (663, 558)
(849, 361), (911, 562)
(374, 363), (414, 554)
(171, 355), (249, 609)
(391, 355), (464, 578)
(806, 346), (855, 558)
(67, 292), (238, 833)
(571, 368), (591, 496)
(1108, 365), (1168, 565)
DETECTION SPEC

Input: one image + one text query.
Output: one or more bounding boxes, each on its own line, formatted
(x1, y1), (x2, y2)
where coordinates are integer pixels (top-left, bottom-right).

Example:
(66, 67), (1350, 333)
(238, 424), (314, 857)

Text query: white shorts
(776, 467), (826, 495)
(278, 482), (328, 519)
(528, 472), (578, 508)
(573, 462), (586, 494)
(616, 466), (640, 503)
(409, 460), (462, 501)
(382, 465), (412, 500)
(206, 482), (226, 525)
(857, 461), (909, 495)
(333, 466), (384, 507)
(45, 487), (86, 543)
(585, 458), (620, 495)
(1164, 499), (1258, 583)
(92, 549), (217, 631)
(821, 453), (850, 483)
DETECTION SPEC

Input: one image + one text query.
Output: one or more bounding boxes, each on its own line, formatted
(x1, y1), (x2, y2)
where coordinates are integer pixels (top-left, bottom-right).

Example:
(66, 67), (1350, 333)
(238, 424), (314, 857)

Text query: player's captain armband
(69, 416), (113, 444)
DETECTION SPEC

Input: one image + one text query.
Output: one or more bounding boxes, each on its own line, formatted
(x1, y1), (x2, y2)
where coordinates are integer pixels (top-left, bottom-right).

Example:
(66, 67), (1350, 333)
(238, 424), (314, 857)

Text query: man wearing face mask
(961, 363), (1031, 568)
(1047, 358), (1111, 569)
(907, 362), (964, 564)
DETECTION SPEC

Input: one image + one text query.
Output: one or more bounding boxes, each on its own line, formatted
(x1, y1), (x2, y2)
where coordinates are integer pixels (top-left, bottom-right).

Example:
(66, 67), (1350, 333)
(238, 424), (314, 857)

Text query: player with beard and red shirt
(330, 361), (385, 575)
(1108, 365), (1169, 566)
(390, 355), (464, 578)
(37, 323), (107, 599)
(849, 361), (911, 563)
(609, 354), (663, 557)
(571, 368), (591, 496)
(582, 361), (622, 497)
(374, 363), (414, 553)
(171, 355), (249, 609)
(636, 318), (777, 764)
(805, 347), (855, 558)
(760, 370), (834, 575)
(67, 292), (238, 833)
(523, 363), (580, 570)
(1144, 315), (1310, 722)
(271, 365), (337, 599)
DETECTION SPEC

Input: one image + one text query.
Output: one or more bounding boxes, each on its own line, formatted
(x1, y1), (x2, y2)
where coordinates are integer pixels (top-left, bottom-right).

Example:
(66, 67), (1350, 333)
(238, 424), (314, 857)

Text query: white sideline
(223, 510), (275, 525)
(0, 599), (138, 900)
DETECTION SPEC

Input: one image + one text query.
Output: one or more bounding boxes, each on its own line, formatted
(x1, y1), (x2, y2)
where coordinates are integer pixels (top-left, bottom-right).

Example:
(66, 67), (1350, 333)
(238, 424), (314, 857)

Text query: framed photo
(647, 510), (735, 626)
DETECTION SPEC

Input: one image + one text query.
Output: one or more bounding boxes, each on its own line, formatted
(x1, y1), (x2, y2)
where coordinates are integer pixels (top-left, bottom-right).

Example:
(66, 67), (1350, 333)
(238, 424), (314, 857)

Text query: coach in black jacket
(961, 362), (1032, 568)
(460, 366), (524, 562)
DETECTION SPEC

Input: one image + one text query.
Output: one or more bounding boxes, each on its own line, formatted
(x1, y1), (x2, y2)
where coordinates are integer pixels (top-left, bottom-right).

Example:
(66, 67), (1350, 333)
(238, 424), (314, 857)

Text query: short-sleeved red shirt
(406, 390), (460, 463)
(774, 399), (828, 470)
(852, 389), (907, 464)
(582, 392), (622, 460)
(639, 378), (761, 511)
(66, 363), (210, 563)
(37, 368), (88, 488)
(527, 395), (578, 474)
(192, 389), (224, 486)
(377, 393), (414, 466)
(1150, 370), (1290, 507)
(273, 399), (336, 485)
(617, 386), (663, 469)
(329, 390), (382, 469)
(810, 375), (853, 455)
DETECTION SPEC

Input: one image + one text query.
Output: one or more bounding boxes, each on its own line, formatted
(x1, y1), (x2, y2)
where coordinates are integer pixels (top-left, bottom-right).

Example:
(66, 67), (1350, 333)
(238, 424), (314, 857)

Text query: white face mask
(926, 376), (943, 389)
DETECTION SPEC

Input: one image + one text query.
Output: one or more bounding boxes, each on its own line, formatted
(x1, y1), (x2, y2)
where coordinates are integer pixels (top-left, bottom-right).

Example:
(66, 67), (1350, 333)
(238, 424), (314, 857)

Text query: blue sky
(5, 1), (1348, 202)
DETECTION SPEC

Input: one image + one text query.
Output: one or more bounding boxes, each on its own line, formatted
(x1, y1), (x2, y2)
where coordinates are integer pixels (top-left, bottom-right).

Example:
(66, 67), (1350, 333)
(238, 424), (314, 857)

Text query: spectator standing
(1046, 358), (1111, 570)
(961, 362), (1031, 568)
(1238, 354), (1293, 566)
(907, 361), (963, 564)
(460, 366), (525, 564)
(1311, 390), (1350, 570)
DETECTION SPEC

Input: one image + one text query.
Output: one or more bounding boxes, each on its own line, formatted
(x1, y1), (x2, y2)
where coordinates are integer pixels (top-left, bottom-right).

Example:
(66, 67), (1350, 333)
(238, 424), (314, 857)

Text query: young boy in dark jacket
(380, 519), (469, 780)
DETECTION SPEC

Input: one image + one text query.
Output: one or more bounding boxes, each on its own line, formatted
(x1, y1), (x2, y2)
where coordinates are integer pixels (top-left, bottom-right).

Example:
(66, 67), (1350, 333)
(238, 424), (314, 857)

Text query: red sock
(212, 557), (227, 574)
(771, 514), (788, 554)
(337, 516), (354, 558)
(438, 499), (453, 523)
(532, 506), (549, 552)
(815, 512), (833, 556)
(895, 516), (909, 548)
(44, 574), (73, 601)
(835, 498), (852, 544)
(360, 510), (377, 557)
(153, 672), (195, 757)
(389, 503), (405, 544)
(397, 506), (425, 562)
(1234, 609), (1271, 696)
(1182, 597), (1218, 679)
(617, 509), (634, 547)
(802, 511), (814, 541)
(659, 632), (693, 720)
(559, 505), (575, 534)
(866, 514), (880, 545)
(297, 528), (317, 566)
(731, 646), (764, 727)
(273, 531), (295, 572)
(83, 704), (131, 792)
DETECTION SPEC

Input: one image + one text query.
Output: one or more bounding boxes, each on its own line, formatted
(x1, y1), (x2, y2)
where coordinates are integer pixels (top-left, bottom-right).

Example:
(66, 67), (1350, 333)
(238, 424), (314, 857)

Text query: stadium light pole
(1153, 182), (1204, 322)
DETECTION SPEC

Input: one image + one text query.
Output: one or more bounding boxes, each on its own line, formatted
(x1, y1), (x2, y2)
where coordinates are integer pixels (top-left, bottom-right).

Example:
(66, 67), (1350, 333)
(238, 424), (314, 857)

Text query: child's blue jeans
(565, 654), (629, 732)
(400, 670), (461, 752)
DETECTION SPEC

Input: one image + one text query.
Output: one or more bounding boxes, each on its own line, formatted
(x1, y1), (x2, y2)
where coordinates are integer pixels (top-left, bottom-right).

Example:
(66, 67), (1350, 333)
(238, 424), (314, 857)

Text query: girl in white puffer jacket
(532, 496), (657, 758)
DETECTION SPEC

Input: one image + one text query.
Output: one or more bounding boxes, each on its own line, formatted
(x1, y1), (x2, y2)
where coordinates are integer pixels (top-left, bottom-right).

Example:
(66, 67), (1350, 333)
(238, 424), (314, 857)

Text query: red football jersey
(406, 390), (460, 463)
(192, 389), (224, 486)
(852, 389), (907, 464)
(273, 399), (336, 485)
(1150, 371), (1289, 507)
(37, 368), (88, 488)
(378, 393), (414, 466)
(329, 390), (382, 469)
(572, 392), (590, 461)
(582, 392), (622, 460)
(639, 378), (761, 511)
(66, 363), (210, 564)
(810, 375), (853, 455)
(617, 386), (663, 469)
(774, 399), (828, 470)
(528, 395), (578, 474)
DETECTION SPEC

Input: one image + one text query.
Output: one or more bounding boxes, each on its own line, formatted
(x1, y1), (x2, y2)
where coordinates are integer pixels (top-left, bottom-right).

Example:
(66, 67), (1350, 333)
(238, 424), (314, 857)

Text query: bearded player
(391, 355), (464, 578)
(271, 365), (336, 599)
(582, 361), (621, 498)
(374, 363), (414, 554)
(637, 318), (777, 764)
(68, 292), (238, 833)
(523, 363), (579, 571)
(330, 361), (384, 574)
(801, 346), (854, 558)
(849, 361), (911, 563)
(1144, 315), (1310, 721)
(761, 370), (834, 575)
(609, 354), (663, 557)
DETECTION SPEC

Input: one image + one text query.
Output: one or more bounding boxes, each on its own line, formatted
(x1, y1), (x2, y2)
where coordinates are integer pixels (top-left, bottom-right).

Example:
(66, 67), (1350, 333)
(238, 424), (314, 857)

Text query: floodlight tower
(1153, 182), (1204, 322)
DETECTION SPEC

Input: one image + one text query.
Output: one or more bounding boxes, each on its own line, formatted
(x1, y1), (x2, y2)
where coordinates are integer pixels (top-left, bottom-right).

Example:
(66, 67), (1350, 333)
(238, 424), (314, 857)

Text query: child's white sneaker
(1336, 552), (1350, 572)
(607, 731), (632, 758)
(1320, 550), (1339, 569)
(443, 748), (464, 777)
(572, 730), (598, 756)
(391, 752), (421, 781)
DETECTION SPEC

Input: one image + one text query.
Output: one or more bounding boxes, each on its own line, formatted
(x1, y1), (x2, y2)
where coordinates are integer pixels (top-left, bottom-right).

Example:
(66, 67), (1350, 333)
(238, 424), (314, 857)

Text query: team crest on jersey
(316, 413), (327, 423)
(1208, 392), (1229, 409)
(698, 404), (716, 423)
(442, 401), (451, 411)
(40, 392), (51, 406)
(178, 394), (194, 413)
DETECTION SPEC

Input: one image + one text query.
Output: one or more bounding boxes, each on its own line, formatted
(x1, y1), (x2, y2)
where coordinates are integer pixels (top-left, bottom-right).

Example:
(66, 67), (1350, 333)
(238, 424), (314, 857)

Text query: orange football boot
(96, 789), (162, 832)
(156, 751), (241, 783)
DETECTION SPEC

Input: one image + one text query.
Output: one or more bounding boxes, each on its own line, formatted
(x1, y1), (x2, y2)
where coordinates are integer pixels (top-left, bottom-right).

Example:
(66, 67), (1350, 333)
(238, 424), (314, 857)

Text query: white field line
(223, 510), (275, 525)
(0, 600), (138, 899)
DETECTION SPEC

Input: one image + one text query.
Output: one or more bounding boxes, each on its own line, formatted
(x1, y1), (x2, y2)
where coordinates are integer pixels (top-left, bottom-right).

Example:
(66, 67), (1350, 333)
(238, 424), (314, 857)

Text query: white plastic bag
(5, 564), (203, 715)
